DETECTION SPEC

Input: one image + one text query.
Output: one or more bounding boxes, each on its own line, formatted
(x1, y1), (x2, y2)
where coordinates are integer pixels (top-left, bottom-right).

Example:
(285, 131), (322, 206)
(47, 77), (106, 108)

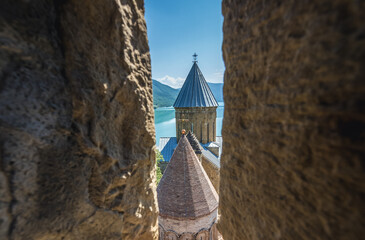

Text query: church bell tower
(173, 54), (218, 144)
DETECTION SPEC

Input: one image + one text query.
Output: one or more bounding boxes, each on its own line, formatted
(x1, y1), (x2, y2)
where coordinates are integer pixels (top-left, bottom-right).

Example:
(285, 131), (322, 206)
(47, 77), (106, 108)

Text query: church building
(173, 54), (218, 143)
(159, 54), (221, 191)
(157, 133), (219, 240)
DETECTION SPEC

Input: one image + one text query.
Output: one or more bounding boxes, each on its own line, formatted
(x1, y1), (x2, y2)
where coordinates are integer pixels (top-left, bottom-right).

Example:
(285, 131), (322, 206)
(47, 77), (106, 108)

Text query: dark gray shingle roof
(173, 62), (218, 108)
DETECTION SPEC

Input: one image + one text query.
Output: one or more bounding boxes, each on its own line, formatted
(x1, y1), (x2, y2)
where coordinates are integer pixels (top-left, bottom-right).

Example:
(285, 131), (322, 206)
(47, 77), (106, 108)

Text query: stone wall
(175, 107), (217, 143)
(159, 210), (217, 237)
(219, 0), (365, 240)
(0, 0), (158, 239)
(202, 157), (220, 193)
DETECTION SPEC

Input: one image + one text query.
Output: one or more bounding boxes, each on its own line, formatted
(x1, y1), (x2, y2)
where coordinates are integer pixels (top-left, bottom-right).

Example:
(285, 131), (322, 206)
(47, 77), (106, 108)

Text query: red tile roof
(157, 134), (219, 219)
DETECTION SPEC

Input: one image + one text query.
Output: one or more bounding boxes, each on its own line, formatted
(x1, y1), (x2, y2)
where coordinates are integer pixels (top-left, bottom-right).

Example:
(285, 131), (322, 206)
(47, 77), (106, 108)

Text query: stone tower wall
(0, 0), (158, 239)
(175, 107), (217, 143)
(158, 210), (218, 239)
(219, 0), (365, 239)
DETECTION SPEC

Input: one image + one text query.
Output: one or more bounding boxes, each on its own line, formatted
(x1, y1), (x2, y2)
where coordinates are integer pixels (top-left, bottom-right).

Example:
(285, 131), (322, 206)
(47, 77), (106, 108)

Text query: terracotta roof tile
(157, 135), (219, 219)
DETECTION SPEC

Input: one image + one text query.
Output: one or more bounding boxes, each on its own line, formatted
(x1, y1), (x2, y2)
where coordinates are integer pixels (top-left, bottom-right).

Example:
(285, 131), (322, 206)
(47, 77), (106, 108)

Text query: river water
(154, 102), (224, 146)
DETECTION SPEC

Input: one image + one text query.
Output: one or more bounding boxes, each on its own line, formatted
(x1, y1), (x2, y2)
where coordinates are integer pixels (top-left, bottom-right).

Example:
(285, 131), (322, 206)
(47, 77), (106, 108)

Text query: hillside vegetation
(152, 80), (180, 108)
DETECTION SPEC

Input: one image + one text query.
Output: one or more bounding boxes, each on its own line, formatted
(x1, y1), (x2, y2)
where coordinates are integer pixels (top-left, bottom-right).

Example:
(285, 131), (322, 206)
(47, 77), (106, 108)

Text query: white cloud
(205, 70), (224, 83)
(155, 75), (185, 88)
(213, 71), (224, 78)
(155, 69), (225, 88)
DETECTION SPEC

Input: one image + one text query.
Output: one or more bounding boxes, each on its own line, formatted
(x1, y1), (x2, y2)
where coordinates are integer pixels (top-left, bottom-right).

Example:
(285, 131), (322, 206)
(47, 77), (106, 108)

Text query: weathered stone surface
(202, 157), (220, 193)
(219, 0), (365, 240)
(0, 0), (157, 239)
(159, 212), (218, 239)
(175, 107), (217, 144)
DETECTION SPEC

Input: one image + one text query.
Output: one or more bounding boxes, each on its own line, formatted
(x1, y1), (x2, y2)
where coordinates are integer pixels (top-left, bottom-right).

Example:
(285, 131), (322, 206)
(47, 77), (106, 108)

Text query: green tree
(156, 149), (164, 184)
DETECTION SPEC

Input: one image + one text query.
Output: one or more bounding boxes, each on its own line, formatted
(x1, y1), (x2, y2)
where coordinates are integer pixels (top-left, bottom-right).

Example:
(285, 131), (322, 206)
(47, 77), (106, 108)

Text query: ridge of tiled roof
(157, 134), (219, 219)
(173, 62), (218, 108)
(186, 131), (202, 155)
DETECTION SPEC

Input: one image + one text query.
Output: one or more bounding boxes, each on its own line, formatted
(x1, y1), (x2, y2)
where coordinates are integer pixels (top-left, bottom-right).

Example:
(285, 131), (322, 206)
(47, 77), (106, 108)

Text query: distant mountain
(152, 80), (223, 108)
(207, 82), (223, 102)
(152, 80), (180, 108)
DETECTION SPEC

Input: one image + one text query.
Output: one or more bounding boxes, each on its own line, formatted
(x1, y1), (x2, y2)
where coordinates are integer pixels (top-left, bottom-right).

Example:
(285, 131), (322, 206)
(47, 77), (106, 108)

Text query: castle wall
(219, 0), (365, 239)
(0, 0), (158, 239)
(175, 107), (217, 143)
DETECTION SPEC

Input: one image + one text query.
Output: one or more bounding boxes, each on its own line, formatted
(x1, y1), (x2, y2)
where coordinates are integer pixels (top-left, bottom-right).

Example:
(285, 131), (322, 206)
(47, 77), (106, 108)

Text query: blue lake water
(154, 102), (224, 146)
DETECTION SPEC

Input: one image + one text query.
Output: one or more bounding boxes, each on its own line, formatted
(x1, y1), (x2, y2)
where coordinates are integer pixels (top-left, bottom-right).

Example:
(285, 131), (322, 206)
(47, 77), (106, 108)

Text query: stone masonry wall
(220, 0), (365, 240)
(159, 210), (217, 235)
(175, 107), (217, 143)
(0, 0), (158, 239)
(202, 157), (220, 193)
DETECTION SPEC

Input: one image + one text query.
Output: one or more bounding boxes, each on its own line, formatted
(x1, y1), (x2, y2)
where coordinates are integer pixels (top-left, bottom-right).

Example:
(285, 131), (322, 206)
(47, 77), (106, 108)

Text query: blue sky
(144, 0), (224, 89)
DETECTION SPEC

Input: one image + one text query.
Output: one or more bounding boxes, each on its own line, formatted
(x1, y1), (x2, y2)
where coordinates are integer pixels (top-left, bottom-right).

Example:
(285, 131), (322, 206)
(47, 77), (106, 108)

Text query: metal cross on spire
(193, 53), (198, 63)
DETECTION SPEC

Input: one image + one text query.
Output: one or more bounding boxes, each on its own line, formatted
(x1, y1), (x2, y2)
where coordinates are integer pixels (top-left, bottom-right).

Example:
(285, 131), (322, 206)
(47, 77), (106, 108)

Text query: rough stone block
(219, 0), (365, 239)
(0, 0), (158, 239)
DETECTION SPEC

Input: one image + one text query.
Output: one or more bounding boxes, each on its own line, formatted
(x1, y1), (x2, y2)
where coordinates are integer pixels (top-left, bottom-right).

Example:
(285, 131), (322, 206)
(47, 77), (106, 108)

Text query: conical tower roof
(157, 134), (219, 219)
(173, 62), (218, 108)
